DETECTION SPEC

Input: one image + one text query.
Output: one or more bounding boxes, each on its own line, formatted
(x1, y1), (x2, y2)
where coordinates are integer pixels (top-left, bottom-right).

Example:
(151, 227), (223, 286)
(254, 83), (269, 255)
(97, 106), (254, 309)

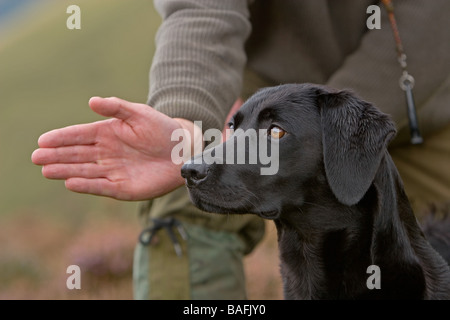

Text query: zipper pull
(400, 71), (423, 145)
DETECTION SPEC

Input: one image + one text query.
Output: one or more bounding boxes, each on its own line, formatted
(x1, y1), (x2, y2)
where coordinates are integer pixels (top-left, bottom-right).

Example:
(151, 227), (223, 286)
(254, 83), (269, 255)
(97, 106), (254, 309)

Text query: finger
(32, 145), (98, 165)
(37, 122), (100, 148)
(65, 177), (127, 200)
(89, 96), (147, 125)
(41, 163), (109, 180)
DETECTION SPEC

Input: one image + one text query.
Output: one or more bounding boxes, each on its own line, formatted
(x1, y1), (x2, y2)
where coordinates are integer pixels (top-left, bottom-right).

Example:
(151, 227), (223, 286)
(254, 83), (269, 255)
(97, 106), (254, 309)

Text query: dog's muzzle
(181, 161), (209, 187)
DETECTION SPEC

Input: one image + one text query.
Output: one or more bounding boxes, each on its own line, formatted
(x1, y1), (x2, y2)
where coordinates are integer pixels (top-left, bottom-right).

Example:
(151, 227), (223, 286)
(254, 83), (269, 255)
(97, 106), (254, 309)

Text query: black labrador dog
(181, 83), (450, 299)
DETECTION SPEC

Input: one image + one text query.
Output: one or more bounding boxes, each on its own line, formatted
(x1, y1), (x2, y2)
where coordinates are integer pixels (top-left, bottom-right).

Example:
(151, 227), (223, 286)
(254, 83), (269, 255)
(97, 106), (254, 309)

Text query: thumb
(89, 96), (143, 123)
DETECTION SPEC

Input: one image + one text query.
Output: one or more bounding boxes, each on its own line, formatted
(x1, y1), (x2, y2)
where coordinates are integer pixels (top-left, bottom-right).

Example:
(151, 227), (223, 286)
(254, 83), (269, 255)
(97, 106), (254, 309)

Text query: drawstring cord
(139, 217), (188, 257)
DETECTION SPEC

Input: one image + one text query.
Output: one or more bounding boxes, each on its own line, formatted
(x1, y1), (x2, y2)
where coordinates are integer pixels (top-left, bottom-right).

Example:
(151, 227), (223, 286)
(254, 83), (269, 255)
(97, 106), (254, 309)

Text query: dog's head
(181, 83), (396, 219)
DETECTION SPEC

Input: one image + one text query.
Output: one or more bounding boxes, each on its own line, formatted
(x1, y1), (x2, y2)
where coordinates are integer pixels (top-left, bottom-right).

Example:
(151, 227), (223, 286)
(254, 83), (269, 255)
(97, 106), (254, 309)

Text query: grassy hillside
(0, 0), (160, 219)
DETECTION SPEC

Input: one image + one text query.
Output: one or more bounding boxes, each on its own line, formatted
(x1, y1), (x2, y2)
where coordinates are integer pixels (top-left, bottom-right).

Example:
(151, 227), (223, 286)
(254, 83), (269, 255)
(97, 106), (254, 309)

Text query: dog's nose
(181, 162), (209, 186)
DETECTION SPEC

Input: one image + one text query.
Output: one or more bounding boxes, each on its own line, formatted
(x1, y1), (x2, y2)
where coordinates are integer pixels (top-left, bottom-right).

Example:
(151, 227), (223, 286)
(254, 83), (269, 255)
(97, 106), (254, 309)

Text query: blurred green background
(0, 0), (160, 299)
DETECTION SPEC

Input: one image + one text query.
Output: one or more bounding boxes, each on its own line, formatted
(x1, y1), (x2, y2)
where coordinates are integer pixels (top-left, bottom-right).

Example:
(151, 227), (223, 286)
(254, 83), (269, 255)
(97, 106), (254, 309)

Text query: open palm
(31, 97), (190, 200)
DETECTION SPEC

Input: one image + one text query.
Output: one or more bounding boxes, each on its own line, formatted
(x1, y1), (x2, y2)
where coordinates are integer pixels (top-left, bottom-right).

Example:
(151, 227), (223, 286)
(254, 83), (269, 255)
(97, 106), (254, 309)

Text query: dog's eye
(269, 126), (286, 139)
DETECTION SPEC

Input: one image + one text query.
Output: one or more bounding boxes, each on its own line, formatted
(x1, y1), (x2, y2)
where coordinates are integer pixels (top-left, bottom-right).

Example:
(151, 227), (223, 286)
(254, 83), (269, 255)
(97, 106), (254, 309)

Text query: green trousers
(133, 186), (265, 300)
(389, 124), (450, 218)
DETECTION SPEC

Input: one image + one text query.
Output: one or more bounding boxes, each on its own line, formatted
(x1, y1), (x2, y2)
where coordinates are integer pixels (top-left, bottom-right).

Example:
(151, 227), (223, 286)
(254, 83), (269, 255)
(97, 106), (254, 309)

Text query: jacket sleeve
(327, 0), (450, 146)
(148, 0), (251, 132)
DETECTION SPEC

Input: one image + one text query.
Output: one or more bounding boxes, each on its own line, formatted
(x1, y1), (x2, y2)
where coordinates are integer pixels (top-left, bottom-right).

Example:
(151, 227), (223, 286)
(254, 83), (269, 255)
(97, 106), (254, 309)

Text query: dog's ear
(316, 86), (397, 206)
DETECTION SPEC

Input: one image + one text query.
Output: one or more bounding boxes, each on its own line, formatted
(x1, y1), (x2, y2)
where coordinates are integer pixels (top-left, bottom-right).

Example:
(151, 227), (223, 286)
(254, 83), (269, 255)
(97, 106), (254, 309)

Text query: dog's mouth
(187, 190), (280, 219)
(189, 195), (247, 215)
(258, 210), (280, 220)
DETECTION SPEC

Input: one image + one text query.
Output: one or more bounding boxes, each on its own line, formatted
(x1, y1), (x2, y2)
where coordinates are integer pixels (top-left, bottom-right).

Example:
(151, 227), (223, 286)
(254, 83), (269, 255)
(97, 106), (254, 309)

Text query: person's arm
(327, 0), (450, 146)
(148, 0), (252, 133)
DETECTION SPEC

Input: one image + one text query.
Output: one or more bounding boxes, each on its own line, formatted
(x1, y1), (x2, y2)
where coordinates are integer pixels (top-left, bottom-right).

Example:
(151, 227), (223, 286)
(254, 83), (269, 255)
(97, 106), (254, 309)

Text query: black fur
(421, 206), (450, 265)
(181, 83), (450, 299)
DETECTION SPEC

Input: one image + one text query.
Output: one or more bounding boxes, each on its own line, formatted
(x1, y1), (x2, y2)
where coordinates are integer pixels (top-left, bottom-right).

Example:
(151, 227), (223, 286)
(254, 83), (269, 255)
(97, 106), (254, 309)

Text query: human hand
(31, 97), (201, 200)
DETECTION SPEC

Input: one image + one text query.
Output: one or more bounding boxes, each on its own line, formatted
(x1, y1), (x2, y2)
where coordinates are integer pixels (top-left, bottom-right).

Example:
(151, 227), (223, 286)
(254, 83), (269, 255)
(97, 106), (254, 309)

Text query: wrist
(173, 118), (204, 160)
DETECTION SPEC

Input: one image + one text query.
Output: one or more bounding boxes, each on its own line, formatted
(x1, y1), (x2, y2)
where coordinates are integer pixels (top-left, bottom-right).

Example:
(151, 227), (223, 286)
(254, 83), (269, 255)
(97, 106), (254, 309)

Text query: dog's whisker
(225, 184), (261, 210)
(301, 201), (331, 211)
(239, 187), (263, 208)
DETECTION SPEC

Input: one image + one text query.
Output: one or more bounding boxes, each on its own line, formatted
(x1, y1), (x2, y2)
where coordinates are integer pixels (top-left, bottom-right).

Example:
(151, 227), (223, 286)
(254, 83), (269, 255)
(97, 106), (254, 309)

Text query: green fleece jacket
(148, 0), (450, 147)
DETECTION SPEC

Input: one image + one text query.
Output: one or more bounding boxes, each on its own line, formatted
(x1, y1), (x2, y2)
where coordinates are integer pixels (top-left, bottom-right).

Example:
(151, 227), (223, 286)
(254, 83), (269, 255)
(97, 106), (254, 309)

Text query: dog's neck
(274, 153), (440, 299)
(274, 190), (373, 299)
